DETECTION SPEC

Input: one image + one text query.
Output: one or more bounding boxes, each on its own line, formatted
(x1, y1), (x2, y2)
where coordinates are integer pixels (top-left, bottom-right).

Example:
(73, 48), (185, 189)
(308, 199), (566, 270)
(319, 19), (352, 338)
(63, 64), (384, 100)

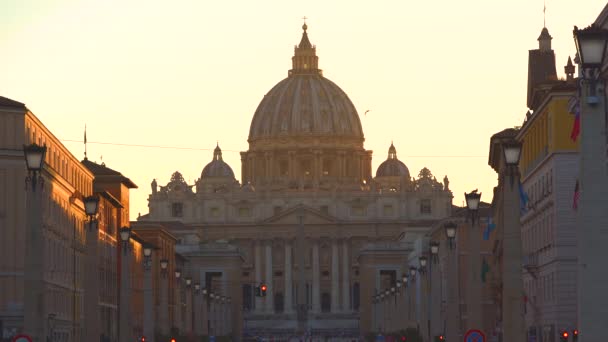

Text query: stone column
(119, 249), (132, 342)
(503, 171), (526, 342)
(342, 240), (350, 312)
(201, 294), (209, 336)
(208, 299), (215, 336)
(446, 243), (459, 342)
(159, 274), (169, 335)
(194, 292), (203, 335)
(467, 221), (482, 332)
(265, 241), (274, 313)
(285, 241), (294, 313)
(174, 279), (182, 334)
(312, 240), (321, 313)
(331, 240), (340, 312)
(143, 261), (155, 342)
(185, 288), (193, 335)
(84, 224), (100, 342)
(24, 181), (46, 342)
(254, 240), (263, 312)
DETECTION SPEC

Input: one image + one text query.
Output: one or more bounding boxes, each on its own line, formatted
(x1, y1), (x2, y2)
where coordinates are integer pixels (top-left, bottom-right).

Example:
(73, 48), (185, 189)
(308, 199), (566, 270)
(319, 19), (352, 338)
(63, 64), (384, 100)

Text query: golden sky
(1, 0), (605, 220)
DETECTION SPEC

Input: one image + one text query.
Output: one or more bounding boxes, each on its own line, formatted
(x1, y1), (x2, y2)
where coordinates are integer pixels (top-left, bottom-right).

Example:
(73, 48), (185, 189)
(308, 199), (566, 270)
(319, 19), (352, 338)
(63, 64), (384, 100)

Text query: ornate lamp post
(142, 244), (155, 342)
(497, 138), (526, 342)
(573, 24), (608, 342)
(23, 143), (47, 342)
(174, 269), (182, 334)
(83, 195), (101, 341)
(429, 241), (440, 340)
(159, 259), (169, 335)
(118, 227), (132, 342)
(444, 222), (459, 342)
(464, 190), (483, 332)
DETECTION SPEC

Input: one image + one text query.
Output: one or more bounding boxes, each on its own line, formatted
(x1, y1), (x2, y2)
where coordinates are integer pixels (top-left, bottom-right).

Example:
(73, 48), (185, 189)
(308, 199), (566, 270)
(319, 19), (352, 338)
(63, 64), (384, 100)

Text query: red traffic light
(171, 339), (176, 342)
(573, 329), (578, 335)
(439, 336), (445, 341)
(261, 284), (267, 291)
(140, 337), (146, 342)
(400, 336), (406, 341)
(562, 331), (569, 338)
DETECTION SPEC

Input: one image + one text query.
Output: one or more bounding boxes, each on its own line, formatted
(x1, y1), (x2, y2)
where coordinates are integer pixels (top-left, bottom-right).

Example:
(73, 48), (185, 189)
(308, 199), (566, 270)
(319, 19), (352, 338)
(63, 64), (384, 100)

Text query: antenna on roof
(543, 0), (547, 28)
(84, 124), (88, 160)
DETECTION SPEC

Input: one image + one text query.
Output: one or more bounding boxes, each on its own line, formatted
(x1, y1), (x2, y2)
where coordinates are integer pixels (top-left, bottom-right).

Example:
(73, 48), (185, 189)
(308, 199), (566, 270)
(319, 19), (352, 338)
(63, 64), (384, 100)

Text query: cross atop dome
(214, 143), (223, 161)
(290, 21), (322, 76)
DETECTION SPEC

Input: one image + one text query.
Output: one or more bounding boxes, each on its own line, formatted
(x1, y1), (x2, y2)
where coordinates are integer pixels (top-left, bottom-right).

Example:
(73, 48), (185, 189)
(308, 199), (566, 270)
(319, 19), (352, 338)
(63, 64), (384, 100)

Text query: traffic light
(255, 285), (261, 296)
(560, 331), (569, 342)
(400, 336), (406, 341)
(260, 284), (268, 297)
(572, 329), (578, 342)
(140, 337), (146, 342)
(170, 339), (176, 342)
(434, 335), (445, 342)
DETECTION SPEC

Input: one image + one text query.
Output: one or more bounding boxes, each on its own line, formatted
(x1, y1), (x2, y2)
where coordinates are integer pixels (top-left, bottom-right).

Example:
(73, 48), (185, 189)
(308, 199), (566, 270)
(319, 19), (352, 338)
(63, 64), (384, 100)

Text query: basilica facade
(137, 24), (453, 340)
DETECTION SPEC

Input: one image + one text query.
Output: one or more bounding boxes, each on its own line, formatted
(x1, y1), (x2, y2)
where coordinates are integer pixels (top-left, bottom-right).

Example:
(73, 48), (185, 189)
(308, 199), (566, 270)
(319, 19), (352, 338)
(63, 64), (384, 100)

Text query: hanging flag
(573, 180), (580, 210)
(519, 181), (530, 214)
(481, 258), (490, 283)
(569, 96), (581, 141)
(483, 216), (496, 241)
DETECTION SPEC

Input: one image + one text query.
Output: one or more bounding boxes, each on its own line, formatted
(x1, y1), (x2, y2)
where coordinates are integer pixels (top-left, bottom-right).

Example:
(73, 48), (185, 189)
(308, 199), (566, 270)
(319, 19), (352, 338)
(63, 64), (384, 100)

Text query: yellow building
(516, 39), (580, 341)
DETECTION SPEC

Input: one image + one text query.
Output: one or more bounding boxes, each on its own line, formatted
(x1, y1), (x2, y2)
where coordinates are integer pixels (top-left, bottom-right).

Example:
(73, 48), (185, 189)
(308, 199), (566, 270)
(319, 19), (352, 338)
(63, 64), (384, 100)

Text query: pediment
(261, 205), (338, 225)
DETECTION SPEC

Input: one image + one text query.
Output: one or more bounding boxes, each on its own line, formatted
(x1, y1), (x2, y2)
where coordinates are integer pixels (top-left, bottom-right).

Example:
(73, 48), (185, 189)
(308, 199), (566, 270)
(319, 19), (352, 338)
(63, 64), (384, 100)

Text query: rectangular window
(351, 206), (365, 217)
(171, 203), (183, 217)
(383, 205), (394, 216)
(239, 207), (251, 217)
(420, 199), (432, 214)
(210, 207), (220, 218)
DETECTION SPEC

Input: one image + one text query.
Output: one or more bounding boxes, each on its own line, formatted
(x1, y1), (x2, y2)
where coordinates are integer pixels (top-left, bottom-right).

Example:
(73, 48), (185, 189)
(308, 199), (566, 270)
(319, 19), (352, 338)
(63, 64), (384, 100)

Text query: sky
(1, 0), (606, 220)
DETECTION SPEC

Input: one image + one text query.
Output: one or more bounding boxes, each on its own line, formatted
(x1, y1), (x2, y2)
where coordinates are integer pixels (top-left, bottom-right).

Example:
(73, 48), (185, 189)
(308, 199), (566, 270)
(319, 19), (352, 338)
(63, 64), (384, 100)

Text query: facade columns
(201, 294), (209, 336)
(284, 241), (294, 313)
(254, 240), (263, 312)
(342, 240), (350, 312)
(265, 241), (274, 313)
(331, 240), (340, 312)
(446, 243), (460, 342)
(174, 280), (182, 334)
(312, 240), (321, 313)
(467, 221), (482, 331)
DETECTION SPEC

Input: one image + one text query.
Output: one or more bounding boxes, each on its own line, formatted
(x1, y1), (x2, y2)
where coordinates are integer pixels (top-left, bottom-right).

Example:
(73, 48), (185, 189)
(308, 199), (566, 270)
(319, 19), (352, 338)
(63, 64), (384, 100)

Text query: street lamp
(419, 256), (428, 274)
(409, 266), (417, 282)
(185, 277), (192, 288)
(84, 195), (100, 229)
(160, 259), (169, 277)
(465, 190), (481, 225)
(572, 23), (608, 342)
(402, 274), (408, 289)
(444, 222), (457, 249)
(503, 140), (522, 187)
(142, 244), (153, 270)
(23, 143), (47, 191)
(574, 25), (608, 82)
(430, 241), (439, 263)
(119, 226), (131, 254)
(194, 283), (201, 294)
(175, 269), (181, 281)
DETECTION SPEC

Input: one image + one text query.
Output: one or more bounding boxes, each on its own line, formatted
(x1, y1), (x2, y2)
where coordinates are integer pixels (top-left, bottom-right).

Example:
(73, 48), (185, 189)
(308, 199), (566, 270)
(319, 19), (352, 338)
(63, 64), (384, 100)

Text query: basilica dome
(201, 144), (235, 179)
(376, 143), (410, 178)
(248, 24), (364, 143)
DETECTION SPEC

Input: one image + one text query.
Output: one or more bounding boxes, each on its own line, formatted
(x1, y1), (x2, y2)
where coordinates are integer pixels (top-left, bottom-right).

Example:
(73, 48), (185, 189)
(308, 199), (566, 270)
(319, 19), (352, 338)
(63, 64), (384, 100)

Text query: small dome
(376, 143), (410, 178)
(201, 144), (235, 179)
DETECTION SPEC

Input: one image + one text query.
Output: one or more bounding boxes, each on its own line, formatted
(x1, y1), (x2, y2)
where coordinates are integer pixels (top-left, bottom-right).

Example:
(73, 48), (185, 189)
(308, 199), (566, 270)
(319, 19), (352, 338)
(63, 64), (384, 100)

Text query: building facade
(518, 27), (580, 342)
(0, 97), (93, 341)
(139, 25), (454, 340)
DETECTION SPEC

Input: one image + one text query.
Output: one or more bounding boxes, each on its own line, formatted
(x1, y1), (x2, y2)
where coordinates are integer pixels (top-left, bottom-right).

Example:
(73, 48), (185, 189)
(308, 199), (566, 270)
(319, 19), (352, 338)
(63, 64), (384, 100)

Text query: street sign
(464, 329), (486, 342)
(12, 335), (32, 342)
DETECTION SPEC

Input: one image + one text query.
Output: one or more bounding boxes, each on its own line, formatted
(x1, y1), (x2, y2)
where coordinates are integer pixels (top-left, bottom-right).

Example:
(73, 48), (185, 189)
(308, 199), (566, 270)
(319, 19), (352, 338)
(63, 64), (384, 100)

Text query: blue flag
(483, 216), (496, 240)
(519, 181), (530, 214)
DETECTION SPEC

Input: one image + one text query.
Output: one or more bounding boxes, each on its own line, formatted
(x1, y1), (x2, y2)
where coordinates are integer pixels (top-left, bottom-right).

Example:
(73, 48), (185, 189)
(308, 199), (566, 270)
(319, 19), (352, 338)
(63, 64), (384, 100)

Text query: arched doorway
(321, 293), (331, 312)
